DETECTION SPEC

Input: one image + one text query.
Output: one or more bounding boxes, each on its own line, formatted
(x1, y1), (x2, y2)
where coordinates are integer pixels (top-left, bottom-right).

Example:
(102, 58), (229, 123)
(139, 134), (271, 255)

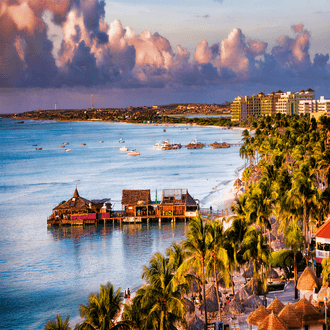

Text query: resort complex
(47, 187), (199, 225)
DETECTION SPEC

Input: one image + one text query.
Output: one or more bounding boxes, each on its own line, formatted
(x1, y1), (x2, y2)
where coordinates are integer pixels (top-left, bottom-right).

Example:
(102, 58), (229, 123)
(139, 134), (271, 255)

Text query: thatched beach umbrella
(243, 265), (254, 279)
(247, 304), (270, 327)
(188, 315), (205, 330)
(234, 286), (250, 302)
(234, 178), (242, 188)
(245, 278), (266, 295)
(243, 294), (263, 309)
(271, 239), (286, 251)
(267, 267), (279, 279)
(183, 297), (195, 314)
(227, 298), (245, 315)
(199, 286), (220, 312)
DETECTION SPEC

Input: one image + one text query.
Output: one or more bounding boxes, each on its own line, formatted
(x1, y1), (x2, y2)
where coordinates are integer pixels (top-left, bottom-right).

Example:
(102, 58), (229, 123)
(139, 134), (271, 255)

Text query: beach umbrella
(227, 298), (245, 315)
(267, 267), (279, 279)
(183, 297), (195, 314)
(245, 278), (266, 295)
(235, 286), (250, 302)
(271, 239), (286, 251)
(217, 276), (227, 288)
(188, 315), (205, 330)
(199, 286), (220, 312)
(243, 265), (254, 279)
(243, 294), (263, 309)
(234, 178), (242, 188)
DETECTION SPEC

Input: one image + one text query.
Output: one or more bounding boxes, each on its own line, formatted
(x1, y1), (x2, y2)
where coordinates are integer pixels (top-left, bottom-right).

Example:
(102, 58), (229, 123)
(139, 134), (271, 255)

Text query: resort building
(231, 89), (316, 121)
(47, 187), (112, 225)
(296, 266), (319, 302)
(314, 219), (330, 264)
(317, 96), (330, 114)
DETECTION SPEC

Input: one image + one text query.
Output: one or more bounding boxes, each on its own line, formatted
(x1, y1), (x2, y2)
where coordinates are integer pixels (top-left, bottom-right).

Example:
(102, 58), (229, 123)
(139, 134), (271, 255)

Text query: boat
(153, 140), (181, 150)
(163, 129), (166, 132)
(120, 146), (128, 152)
(63, 142), (69, 145)
(81, 143), (86, 146)
(119, 138), (124, 143)
(35, 147), (42, 150)
(127, 149), (140, 156)
(65, 149), (71, 152)
(32, 144), (38, 146)
(59, 146), (65, 148)
(99, 141), (104, 143)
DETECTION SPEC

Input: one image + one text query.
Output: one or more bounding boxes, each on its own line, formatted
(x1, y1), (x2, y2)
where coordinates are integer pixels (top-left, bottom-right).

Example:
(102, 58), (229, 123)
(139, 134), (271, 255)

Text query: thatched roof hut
(267, 297), (285, 315)
(234, 178), (242, 188)
(277, 304), (302, 328)
(243, 265), (254, 279)
(294, 297), (324, 327)
(271, 239), (286, 251)
(247, 304), (270, 326)
(122, 190), (151, 205)
(257, 311), (289, 330)
(243, 294), (263, 309)
(245, 278), (266, 295)
(188, 315), (205, 330)
(296, 266), (318, 291)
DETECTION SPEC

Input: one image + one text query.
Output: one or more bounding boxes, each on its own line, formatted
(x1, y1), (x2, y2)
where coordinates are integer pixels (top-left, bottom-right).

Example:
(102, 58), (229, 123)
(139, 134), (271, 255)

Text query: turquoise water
(0, 119), (244, 329)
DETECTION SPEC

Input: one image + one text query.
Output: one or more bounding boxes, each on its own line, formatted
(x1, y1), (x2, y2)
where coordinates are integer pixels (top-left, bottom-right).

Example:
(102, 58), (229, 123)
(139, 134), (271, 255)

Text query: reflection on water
(48, 220), (188, 241)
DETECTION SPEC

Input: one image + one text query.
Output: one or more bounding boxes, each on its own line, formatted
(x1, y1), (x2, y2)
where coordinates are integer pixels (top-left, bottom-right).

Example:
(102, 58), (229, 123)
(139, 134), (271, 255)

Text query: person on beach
(127, 288), (130, 299)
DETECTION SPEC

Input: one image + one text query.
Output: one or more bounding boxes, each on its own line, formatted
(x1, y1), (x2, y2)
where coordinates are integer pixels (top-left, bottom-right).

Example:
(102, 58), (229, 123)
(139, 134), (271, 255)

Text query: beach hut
(267, 267), (279, 280)
(243, 265), (254, 280)
(266, 297), (284, 315)
(271, 239), (286, 251)
(277, 304), (302, 329)
(246, 278), (266, 295)
(317, 285), (330, 303)
(243, 294), (263, 310)
(294, 296), (324, 329)
(296, 266), (319, 301)
(247, 304), (270, 329)
(188, 315), (205, 330)
(199, 286), (220, 312)
(234, 178), (242, 188)
(257, 311), (288, 330)
(48, 187), (111, 225)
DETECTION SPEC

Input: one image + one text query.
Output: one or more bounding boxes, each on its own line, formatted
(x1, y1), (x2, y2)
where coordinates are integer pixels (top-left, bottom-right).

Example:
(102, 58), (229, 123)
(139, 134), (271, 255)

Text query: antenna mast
(91, 94), (94, 109)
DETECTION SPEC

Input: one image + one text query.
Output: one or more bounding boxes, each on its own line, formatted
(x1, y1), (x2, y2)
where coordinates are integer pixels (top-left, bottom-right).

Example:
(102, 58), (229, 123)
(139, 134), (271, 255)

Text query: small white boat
(100, 141), (104, 143)
(59, 146), (65, 148)
(119, 138), (124, 143)
(65, 149), (71, 152)
(127, 150), (140, 156)
(120, 146), (128, 152)
(63, 142), (69, 145)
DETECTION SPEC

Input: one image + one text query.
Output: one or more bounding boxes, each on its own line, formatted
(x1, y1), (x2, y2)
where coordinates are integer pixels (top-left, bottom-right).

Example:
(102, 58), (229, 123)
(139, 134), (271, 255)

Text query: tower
(91, 94), (94, 109)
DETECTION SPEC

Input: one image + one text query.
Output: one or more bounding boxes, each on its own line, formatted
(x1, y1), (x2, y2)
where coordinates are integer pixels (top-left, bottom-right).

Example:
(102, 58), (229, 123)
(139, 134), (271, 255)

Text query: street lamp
(325, 296), (328, 330)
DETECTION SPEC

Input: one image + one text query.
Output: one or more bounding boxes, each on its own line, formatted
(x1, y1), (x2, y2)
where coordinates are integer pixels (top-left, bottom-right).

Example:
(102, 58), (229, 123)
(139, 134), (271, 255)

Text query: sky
(1, 0), (330, 114)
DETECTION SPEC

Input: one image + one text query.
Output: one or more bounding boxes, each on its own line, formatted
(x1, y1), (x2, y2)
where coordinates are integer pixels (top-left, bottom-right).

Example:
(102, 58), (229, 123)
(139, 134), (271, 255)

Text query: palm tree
(78, 282), (124, 330)
(45, 314), (71, 330)
(178, 216), (210, 329)
(205, 220), (230, 322)
(135, 252), (186, 330)
(284, 219), (304, 299)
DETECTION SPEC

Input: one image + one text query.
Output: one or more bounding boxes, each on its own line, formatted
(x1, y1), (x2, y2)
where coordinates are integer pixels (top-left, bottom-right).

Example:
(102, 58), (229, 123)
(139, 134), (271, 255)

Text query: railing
(200, 208), (234, 218)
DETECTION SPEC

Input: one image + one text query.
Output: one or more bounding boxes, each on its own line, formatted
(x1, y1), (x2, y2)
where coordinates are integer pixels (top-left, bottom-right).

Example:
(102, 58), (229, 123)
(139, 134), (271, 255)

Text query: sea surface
(0, 118), (244, 329)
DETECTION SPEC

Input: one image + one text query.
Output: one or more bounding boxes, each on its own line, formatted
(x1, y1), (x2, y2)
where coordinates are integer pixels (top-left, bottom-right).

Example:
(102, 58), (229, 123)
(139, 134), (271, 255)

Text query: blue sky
(0, 0), (330, 113)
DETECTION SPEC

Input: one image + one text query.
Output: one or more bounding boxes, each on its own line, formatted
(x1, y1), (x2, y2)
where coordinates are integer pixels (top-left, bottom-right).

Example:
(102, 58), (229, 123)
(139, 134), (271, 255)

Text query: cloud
(0, 0), (329, 95)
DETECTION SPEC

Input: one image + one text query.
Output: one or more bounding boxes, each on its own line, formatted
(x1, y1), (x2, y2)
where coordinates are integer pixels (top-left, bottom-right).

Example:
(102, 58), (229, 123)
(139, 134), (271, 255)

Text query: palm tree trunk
(294, 251), (298, 300)
(214, 260), (222, 322)
(202, 258), (208, 330)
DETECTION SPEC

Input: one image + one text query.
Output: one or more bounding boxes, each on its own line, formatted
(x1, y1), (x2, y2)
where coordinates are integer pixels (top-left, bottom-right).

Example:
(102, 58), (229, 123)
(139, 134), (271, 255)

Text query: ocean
(0, 118), (244, 329)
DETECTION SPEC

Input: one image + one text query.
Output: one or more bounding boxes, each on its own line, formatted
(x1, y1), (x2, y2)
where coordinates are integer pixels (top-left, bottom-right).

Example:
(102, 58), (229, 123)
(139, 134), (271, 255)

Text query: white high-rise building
(317, 96), (330, 113)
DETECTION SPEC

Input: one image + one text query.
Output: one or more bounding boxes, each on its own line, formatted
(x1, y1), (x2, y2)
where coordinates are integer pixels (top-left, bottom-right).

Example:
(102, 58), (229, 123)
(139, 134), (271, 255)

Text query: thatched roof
(122, 190), (151, 205)
(271, 239), (286, 251)
(188, 315), (205, 330)
(243, 265), (254, 279)
(296, 266), (318, 291)
(317, 285), (330, 302)
(245, 278), (266, 295)
(243, 294), (263, 309)
(277, 304), (302, 328)
(234, 178), (242, 187)
(267, 267), (280, 279)
(162, 189), (197, 206)
(183, 297), (195, 314)
(199, 286), (220, 312)
(257, 311), (289, 330)
(227, 298), (245, 315)
(247, 304), (270, 326)
(53, 188), (95, 211)
(267, 297), (284, 315)
(235, 286), (250, 302)
(294, 297), (324, 326)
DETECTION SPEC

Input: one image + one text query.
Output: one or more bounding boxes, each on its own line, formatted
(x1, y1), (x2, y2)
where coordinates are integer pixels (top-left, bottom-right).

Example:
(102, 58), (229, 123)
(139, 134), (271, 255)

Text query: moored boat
(120, 146), (128, 151)
(65, 149), (71, 152)
(127, 150), (140, 156)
